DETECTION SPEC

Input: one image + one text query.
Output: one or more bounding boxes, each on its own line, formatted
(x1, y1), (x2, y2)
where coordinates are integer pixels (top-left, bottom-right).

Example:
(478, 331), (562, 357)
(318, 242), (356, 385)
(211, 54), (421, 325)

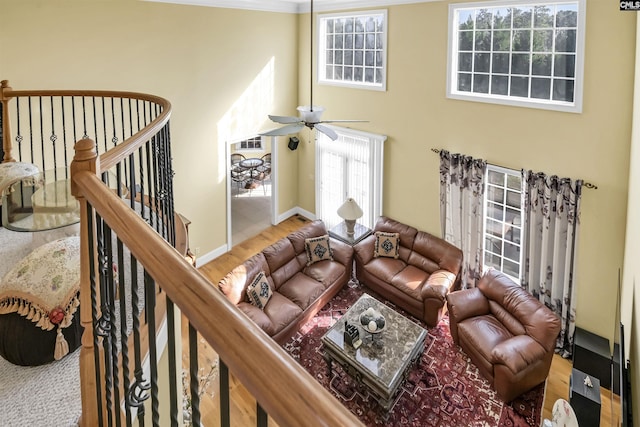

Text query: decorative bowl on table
(360, 307), (386, 334)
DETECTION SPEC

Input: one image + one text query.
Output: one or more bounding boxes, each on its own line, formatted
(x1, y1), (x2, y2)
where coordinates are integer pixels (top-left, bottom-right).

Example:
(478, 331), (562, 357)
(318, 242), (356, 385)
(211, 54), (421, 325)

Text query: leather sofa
(218, 220), (353, 344)
(446, 268), (561, 402)
(353, 216), (463, 327)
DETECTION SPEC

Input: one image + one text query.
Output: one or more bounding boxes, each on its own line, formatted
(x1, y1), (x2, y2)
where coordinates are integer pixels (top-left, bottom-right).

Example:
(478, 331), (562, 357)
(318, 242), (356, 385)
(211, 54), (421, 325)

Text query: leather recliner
(446, 268), (561, 402)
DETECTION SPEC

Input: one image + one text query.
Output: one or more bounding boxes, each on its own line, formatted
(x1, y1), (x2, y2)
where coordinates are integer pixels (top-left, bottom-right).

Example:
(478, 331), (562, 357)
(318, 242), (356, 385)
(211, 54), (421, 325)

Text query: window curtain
(439, 150), (487, 289)
(521, 171), (582, 358)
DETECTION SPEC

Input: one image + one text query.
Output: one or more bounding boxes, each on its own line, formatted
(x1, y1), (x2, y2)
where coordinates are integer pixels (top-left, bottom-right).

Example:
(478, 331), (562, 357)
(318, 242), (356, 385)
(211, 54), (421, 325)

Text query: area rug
(283, 283), (545, 427)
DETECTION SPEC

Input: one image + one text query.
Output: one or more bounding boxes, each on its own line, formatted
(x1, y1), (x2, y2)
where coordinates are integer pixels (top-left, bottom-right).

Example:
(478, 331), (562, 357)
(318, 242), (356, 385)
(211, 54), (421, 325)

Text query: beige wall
(298, 1), (635, 342)
(622, 13), (640, 425)
(0, 0), (299, 256)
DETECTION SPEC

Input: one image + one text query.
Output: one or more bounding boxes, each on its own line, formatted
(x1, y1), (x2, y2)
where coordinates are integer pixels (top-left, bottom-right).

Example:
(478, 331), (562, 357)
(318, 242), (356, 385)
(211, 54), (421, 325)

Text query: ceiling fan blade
(269, 115), (302, 124)
(318, 120), (369, 123)
(261, 123), (305, 136)
(315, 124), (339, 141)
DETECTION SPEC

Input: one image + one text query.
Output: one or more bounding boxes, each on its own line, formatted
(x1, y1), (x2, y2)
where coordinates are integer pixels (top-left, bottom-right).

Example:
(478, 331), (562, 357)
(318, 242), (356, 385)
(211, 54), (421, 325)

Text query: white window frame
(235, 135), (263, 152)
(315, 126), (385, 230)
(318, 10), (388, 91)
(483, 164), (523, 282)
(447, 0), (586, 113)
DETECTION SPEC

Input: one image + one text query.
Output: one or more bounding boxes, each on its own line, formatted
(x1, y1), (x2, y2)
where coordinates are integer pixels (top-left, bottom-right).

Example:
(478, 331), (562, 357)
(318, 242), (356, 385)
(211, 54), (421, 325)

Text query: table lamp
(337, 198), (363, 236)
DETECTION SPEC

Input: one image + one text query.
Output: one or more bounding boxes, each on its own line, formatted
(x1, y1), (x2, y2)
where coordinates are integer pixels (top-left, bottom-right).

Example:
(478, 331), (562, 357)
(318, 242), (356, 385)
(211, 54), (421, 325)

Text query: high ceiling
(145, 0), (434, 13)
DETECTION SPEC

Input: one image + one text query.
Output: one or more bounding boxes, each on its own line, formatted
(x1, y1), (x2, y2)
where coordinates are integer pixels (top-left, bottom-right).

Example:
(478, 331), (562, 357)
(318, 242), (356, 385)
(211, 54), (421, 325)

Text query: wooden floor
(190, 215), (619, 426)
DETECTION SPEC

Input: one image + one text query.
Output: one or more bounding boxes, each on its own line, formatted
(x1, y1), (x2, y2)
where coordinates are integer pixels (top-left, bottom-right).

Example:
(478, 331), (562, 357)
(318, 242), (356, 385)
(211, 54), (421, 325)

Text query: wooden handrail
(71, 168), (363, 426)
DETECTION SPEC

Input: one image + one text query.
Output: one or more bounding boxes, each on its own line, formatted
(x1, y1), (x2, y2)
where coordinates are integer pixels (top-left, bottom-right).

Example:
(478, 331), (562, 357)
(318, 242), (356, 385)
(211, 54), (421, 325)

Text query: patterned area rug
(283, 283), (545, 427)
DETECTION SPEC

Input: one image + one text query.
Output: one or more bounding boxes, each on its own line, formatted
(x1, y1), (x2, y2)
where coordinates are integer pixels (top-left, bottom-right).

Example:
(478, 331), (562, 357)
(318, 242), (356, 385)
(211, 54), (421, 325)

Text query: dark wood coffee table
(321, 293), (427, 414)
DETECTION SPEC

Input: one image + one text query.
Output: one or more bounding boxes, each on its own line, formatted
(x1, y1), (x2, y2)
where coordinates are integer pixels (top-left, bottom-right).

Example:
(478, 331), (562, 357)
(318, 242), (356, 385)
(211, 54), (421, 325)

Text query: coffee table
(321, 293), (427, 414)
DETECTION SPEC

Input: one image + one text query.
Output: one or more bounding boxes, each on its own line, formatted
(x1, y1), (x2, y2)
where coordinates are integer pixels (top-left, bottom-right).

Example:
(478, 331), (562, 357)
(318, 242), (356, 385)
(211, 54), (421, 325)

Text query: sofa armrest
(421, 270), (457, 301)
(446, 287), (490, 322)
(353, 234), (376, 266)
(491, 335), (547, 375)
(330, 238), (354, 266)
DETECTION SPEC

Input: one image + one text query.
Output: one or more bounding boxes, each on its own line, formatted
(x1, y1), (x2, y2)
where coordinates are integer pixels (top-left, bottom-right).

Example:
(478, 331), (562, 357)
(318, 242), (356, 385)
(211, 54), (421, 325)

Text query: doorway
(226, 135), (277, 248)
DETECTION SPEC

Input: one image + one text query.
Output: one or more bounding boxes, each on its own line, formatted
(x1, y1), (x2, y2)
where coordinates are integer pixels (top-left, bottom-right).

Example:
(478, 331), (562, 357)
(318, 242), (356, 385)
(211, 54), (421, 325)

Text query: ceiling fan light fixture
(297, 105), (324, 123)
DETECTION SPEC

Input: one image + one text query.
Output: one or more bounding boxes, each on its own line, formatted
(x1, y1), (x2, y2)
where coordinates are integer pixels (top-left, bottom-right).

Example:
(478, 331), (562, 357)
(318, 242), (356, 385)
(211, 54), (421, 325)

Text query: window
(315, 126), (385, 229)
(318, 10), (387, 91)
(447, 0), (585, 112)
(483, 165), (523, 281)
(237, 136), (263, 151)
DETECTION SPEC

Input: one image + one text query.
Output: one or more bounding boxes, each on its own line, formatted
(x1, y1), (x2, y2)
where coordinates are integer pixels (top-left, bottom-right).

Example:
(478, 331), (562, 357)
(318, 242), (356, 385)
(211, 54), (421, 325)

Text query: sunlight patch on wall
(217, 57), (274, 183)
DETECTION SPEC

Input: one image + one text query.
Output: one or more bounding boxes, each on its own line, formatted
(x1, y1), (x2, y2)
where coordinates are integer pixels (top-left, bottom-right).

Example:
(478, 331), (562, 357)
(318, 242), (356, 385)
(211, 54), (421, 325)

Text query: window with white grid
(483, 165), (523, 281)
(237, 136), (262, 151)
(447, 0), (585, 112)
(318, 10), (387, 91)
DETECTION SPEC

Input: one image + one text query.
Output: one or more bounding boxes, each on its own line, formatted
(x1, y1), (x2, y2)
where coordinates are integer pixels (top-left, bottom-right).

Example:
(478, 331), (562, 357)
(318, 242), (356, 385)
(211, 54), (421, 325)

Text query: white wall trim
(277, 207), (316, 224)
(143, 0), (441, 13)
(195, 243), (228, 268)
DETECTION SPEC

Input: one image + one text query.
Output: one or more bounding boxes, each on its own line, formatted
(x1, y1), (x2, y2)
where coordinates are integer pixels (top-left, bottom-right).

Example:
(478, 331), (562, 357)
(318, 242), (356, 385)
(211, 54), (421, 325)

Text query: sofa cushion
(238, 292), (303, 336)
(218, 253), (269, 305)
(363, 257), (406, 283)
(374, 231), (400, 259)
(458, 314), (513, 377)
(305, 234), (333, 265)
(390, 265), (429, 300)
(246, 271), (272, 309)
(277, 273), (325, 309)
(263, 239), (300, 288)
(304, 261), (346, 289)
(288, 220), (328, 255)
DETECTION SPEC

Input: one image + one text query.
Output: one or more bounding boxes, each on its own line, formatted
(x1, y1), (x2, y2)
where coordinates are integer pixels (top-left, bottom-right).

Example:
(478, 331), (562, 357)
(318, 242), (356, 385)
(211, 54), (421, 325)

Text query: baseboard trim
(195, 243), (228, 268)
(277, 206), (316, 224)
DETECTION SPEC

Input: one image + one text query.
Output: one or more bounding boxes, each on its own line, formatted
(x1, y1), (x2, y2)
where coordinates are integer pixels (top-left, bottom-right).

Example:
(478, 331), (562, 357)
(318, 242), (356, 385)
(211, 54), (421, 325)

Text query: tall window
(318, 10), (387, 91)
(483, 165), (523, 280)
(237, 136), (262, 151)
(447, 0), (585, 112)
(316, 127), (385, 229)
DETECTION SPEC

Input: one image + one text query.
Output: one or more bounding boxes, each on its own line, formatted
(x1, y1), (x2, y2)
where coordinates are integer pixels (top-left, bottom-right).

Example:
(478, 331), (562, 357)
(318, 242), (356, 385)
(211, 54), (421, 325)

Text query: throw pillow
(246, 271), (272, 310)
(374, 231), (400, 259)
(305, 234), (333, 266)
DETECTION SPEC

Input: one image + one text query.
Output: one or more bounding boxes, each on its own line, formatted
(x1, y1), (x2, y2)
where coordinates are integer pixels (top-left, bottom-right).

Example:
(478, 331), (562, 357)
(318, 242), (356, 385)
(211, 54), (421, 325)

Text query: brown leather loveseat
(446, 268), (561, 402)
(218, 220), (353, 344)
(353, 216), (463, 327)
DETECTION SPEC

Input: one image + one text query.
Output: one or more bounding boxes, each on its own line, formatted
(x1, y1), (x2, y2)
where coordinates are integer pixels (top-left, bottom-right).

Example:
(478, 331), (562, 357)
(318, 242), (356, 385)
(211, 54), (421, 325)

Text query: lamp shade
(337, 198), (363, 221)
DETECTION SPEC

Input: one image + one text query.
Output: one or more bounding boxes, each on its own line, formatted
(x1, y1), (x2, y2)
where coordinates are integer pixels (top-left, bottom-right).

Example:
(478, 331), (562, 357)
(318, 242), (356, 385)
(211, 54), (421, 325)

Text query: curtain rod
(430, 148), (598, 190)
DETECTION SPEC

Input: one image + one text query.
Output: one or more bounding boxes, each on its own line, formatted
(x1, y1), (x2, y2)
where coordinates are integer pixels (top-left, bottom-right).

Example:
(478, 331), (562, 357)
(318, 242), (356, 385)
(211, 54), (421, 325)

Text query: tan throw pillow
(374, 231), (400, 259)
(246, 271), (272, 310)
(305, 234), (333, 265)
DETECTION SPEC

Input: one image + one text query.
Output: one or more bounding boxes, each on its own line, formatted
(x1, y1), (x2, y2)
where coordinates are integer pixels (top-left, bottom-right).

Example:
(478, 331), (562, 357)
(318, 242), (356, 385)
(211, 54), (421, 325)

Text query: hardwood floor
(191, 215), (619, 426)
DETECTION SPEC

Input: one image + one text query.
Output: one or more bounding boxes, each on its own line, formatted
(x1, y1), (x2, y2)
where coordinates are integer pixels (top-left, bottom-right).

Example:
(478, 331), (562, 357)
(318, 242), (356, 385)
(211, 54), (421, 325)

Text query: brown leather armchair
(446, 269), (561, 402)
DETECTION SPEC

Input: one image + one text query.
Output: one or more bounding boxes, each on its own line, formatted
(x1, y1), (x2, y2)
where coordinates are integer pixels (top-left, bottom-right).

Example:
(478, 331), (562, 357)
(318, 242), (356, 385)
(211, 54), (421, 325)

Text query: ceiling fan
(262, 0), (367, 141)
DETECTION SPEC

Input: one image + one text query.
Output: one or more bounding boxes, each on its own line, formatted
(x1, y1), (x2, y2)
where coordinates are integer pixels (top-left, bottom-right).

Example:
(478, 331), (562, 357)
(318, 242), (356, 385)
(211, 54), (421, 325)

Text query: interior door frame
(226, 135), (278, 250)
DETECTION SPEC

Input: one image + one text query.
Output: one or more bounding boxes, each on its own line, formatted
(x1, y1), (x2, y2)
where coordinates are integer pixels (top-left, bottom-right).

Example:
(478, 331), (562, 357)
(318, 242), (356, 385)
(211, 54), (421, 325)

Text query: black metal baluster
(189, 324), (202, 427)
(61, 97), (69, 177)
(144, 271), (160, 426)
(150, 135), (161, 235)
(27, 97), (34, 164)
(163, 123), (176, 246)
(220, 360), (230, 427)
(96, 215), (114, 427)
(92, 97), (99, 151)
(49, 96), (58, 175)
(104, 222), (122, 427)
(14, 98), (23, 160)
(257, 403), (268, 427)
(145, 140), (156, 230)
(116, 235), (133, 427)
(166, 299), (179, 427)
(38, 96), (45, 171)
(87, 205), (106, 427)
(128, 253), (149, 426)
(82, 96), (89, 140)
(101, 97), (108, 153)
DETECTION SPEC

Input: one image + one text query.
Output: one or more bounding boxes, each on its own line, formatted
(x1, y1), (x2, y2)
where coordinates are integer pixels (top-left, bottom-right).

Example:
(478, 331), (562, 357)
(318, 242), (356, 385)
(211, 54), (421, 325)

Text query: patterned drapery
(439, 150), (487, 289)
(521, 171), (582, 357)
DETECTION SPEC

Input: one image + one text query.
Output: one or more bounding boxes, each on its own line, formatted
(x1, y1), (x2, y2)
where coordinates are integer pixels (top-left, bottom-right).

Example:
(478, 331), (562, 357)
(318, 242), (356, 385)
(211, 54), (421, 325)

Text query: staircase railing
(1, 80), (362, 426)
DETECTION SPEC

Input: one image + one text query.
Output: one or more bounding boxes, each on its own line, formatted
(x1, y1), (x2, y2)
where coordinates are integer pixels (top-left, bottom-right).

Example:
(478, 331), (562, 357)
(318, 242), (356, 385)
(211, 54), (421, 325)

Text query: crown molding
(143, 0), (440, 13)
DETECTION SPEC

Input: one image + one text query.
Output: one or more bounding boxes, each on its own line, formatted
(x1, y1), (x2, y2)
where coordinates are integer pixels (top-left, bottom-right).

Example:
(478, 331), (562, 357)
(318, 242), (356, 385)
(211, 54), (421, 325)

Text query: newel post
(71, 138), (106, 427)
(0, 80), (15, 163)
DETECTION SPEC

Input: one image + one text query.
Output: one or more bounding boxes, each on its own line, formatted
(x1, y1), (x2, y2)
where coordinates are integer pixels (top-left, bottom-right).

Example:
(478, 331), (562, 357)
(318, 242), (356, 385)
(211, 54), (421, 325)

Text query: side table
(328, 222), (372, 246)
(569, 368), (601, 427)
